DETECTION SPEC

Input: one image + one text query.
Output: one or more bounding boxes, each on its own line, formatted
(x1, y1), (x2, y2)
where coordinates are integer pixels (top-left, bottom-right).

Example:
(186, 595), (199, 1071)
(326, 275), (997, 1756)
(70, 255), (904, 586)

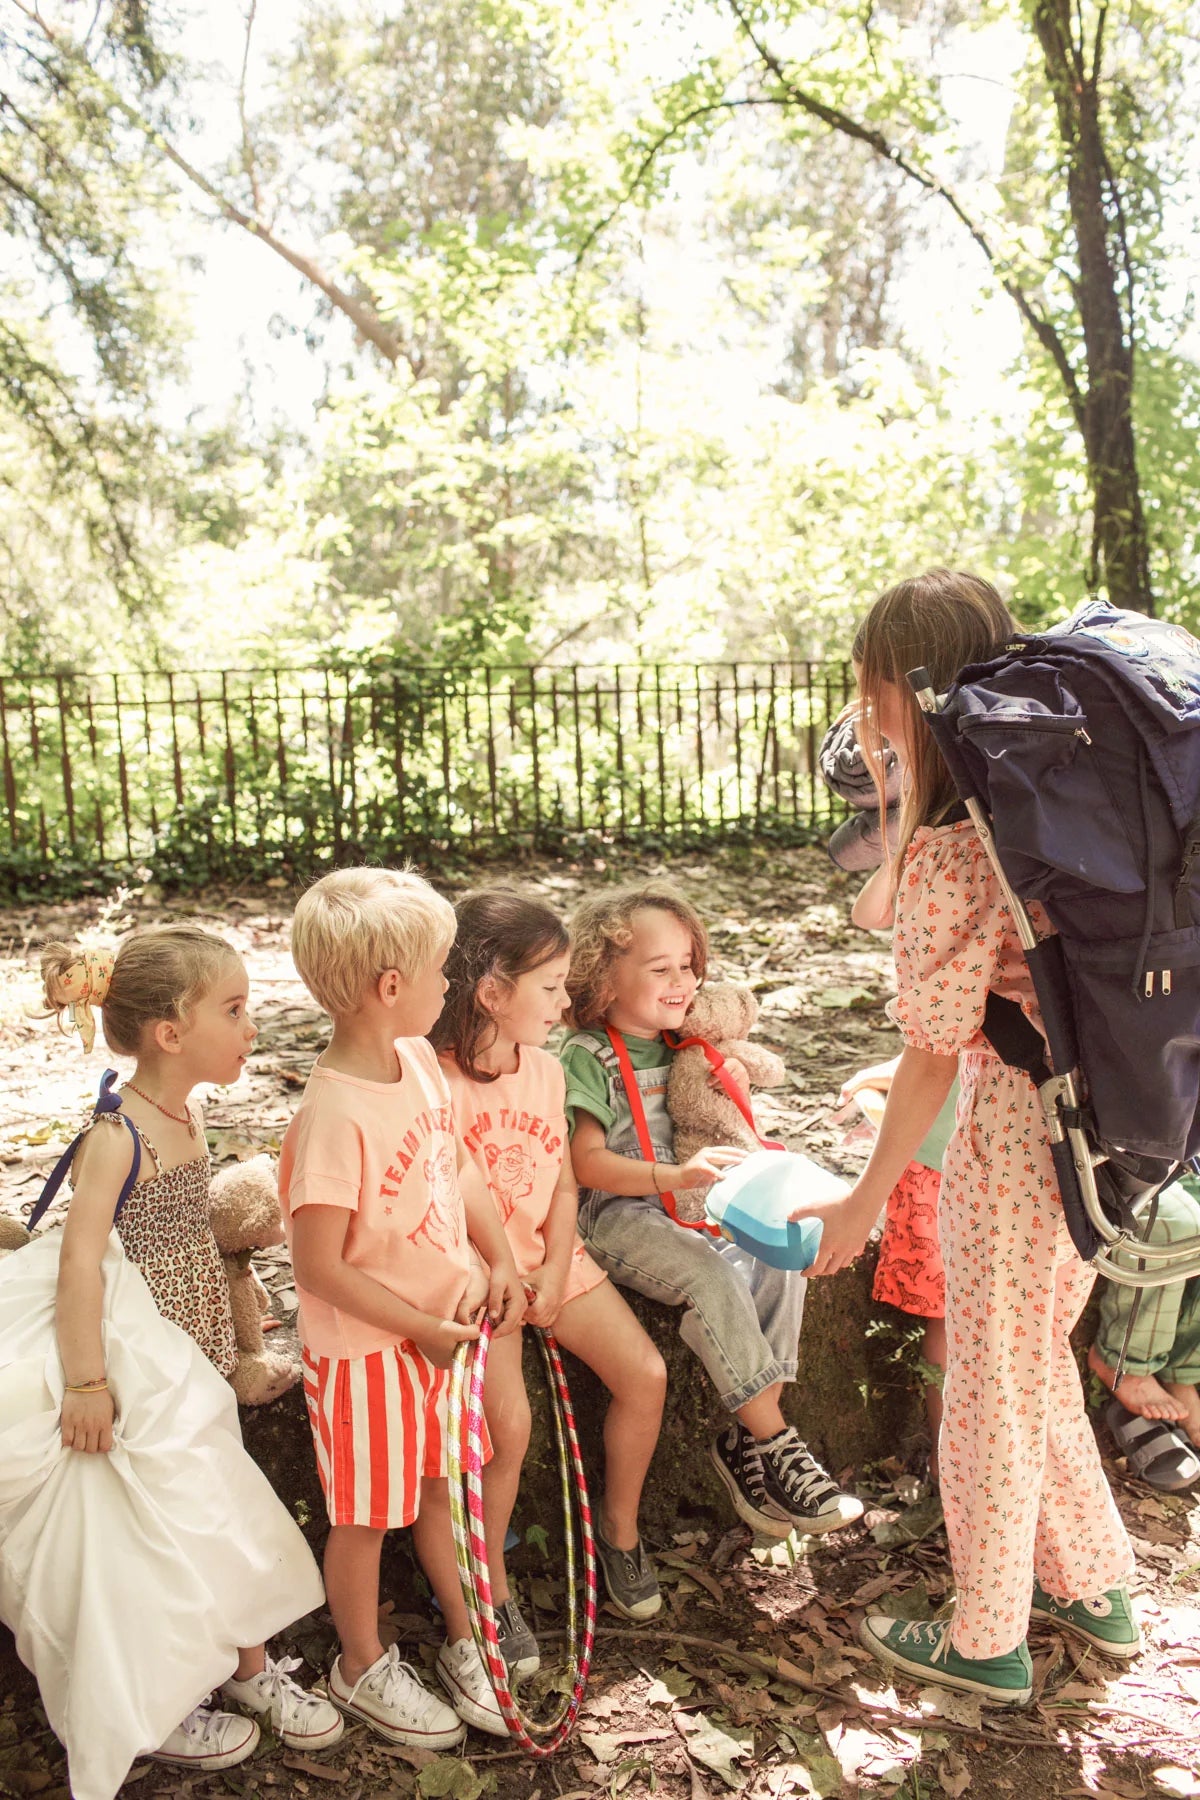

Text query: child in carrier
(791, 569), (1138, 1704)
(560, 881), (863, 1539)
(0, 928), (338, 1800)
(1089, 1171), (1200, 1492)
(431, 888), (668, 1658)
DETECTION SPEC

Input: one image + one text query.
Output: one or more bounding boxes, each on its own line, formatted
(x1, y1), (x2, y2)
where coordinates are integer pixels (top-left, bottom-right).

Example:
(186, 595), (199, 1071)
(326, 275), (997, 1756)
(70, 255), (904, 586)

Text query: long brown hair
(854, 568), (1015, 872)
(428, 888), (569, 1081)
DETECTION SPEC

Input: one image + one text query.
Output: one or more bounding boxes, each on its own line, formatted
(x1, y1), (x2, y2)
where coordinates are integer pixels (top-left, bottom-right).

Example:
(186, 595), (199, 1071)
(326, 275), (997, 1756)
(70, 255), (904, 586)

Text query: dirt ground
(2, 843), (1200, 1800)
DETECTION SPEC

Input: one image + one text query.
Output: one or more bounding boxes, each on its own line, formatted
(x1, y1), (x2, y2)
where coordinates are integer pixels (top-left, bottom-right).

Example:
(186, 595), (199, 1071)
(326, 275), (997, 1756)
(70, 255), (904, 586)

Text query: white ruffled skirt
(0, 1231), (324, 1800)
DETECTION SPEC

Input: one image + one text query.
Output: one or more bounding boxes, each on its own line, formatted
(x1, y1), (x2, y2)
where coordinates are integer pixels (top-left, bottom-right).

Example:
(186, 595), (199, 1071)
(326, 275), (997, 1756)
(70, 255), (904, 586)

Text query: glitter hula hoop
(447, 1315), (597, 1755)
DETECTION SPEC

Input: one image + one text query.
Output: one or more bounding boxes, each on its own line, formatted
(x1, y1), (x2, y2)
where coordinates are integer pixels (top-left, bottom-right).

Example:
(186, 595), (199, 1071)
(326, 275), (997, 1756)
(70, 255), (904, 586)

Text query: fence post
(0, 657), (853, 885)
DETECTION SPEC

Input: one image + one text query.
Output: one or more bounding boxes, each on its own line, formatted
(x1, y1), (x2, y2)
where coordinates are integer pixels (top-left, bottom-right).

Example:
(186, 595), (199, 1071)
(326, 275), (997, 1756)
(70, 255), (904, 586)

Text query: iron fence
(0, 660), (855, 888)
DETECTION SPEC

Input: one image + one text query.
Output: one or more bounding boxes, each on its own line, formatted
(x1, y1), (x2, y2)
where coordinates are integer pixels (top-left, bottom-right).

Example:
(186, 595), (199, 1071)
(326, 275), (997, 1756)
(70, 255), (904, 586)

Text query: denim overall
(563, 1032), (806, 1412)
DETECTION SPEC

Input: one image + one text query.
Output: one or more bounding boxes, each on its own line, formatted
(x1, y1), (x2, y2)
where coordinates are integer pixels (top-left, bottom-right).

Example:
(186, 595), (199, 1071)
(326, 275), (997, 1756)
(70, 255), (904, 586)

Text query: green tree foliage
(0, 1), (181, 654)
(1, 0), (1198, 673)
(612, 0), (1200, 618)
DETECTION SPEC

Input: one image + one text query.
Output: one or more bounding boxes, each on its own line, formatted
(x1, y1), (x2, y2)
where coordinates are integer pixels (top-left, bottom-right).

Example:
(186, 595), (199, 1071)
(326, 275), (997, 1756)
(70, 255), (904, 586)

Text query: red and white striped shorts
(302, 1341), (473, 1530)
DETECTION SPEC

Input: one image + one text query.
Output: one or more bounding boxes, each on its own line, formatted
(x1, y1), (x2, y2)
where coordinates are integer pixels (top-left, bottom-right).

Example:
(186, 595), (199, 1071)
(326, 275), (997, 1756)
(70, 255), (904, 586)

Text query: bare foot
(1088, 1345), (1188, 1420)
(1162, 1382), (1200, 1449)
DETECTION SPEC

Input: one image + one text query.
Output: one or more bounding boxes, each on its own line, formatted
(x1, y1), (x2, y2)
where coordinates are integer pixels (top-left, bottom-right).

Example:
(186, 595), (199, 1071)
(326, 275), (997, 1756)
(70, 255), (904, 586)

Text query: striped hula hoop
(447, 1316), (597, 1755)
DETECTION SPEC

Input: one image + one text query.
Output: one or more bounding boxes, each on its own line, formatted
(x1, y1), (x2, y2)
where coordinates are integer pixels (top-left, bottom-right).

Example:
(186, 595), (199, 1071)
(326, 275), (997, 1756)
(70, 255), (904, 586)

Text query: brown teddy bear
(666, 981), (787, 1223)
(208, 1155), (301, 1406)
(0, 1215), (31, 1258)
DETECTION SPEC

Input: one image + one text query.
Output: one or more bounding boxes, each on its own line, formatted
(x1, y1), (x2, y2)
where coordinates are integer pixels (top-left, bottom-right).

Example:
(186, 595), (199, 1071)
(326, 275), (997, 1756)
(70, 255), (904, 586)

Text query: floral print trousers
(940, 1051), (1134, 1658)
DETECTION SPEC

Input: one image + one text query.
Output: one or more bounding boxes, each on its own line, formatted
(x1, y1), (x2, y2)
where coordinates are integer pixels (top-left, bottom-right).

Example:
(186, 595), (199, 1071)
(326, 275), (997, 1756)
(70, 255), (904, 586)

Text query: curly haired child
(560, 882), (863, 1539)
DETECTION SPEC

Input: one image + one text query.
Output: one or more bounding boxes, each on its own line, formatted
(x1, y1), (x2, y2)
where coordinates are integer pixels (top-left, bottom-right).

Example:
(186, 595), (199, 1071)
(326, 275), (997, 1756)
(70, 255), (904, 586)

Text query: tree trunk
(1031, 0), (1154, 614)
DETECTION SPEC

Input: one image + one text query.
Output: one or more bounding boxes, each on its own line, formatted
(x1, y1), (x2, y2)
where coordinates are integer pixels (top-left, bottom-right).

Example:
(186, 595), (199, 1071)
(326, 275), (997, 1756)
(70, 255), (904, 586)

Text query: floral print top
(888, 819), (1046, 1057)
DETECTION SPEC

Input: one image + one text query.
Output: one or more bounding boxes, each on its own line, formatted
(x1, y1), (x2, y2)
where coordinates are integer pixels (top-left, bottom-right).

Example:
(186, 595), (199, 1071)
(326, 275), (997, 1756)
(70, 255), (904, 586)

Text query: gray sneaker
(595, 1530), (662, 1621)
(494, 1596), (540, 1681)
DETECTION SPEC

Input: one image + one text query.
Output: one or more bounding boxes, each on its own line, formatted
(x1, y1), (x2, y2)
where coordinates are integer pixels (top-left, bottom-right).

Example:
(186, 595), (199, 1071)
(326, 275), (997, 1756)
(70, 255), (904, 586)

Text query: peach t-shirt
(279, 1037), (470, 1359)
(441, 1046), (605, 1305)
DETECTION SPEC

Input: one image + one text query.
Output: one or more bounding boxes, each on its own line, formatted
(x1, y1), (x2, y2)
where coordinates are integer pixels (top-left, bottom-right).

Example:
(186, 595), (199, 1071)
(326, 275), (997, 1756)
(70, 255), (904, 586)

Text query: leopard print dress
(89, 1110), (238, 1379)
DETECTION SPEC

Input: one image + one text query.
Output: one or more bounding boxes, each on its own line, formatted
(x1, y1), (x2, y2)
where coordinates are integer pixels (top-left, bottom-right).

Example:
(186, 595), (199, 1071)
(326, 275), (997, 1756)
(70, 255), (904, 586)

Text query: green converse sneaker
(1030, 1580), (1141, 1660)
(859, 1615), (1033, 1706)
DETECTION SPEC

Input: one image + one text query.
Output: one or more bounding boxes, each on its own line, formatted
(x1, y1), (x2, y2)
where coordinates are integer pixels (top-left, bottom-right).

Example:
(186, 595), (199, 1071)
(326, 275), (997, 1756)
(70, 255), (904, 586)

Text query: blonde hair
(40, 925), (239, 1056)
(566, 882), (708, 1028)
(854, 567), (1015, 873)
(291, 865), (456, 1019)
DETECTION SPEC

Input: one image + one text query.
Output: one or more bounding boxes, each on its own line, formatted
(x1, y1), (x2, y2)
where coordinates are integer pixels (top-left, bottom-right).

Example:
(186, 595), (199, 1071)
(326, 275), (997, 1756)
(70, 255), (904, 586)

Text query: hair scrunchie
(54, 948), (115, 1054)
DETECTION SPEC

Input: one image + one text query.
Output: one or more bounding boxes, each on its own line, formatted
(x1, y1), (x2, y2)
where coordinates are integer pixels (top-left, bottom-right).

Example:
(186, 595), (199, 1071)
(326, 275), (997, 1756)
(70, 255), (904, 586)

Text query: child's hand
(676, 1145), (748, 1189)
(710, 1057), (749, 1099)
(458, 1263), (490, 1323)
(523, 1266), (567, 1329)
(488, 1261), (527, 1337)
(414, 1315), (480, 1370)
(838, 1057), (901, 1107)
(788, 1184), (879, 1277)
(61, 1388), (114, 1455)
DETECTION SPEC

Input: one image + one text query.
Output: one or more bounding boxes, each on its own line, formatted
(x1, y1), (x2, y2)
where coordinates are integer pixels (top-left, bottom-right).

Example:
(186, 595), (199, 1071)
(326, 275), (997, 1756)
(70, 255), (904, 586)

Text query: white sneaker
(435, 1636), (509, 1737)
(149, 1703), (260, 1770)
(221, 1653), (344, 1750)
(328, 1644), (465, 1748)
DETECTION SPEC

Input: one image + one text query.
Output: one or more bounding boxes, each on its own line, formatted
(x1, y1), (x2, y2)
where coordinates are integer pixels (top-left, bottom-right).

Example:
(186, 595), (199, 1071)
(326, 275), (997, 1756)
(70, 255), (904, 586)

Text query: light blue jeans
(578, 1191), (806, 1412)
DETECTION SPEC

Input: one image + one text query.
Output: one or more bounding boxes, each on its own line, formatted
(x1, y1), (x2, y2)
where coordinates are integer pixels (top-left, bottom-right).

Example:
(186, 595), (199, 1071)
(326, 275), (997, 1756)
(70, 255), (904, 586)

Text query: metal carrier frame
(909, 668), (1200, 1290)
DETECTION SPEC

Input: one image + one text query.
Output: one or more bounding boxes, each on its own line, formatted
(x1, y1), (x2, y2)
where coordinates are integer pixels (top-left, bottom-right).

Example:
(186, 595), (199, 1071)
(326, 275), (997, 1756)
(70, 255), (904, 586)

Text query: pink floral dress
(891, 819), (1133, 1658)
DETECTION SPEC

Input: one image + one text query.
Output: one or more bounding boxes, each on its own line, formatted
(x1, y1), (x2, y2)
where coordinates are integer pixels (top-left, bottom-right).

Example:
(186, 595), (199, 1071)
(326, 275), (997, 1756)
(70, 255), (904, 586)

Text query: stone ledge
(240, 1245), (924, 1550)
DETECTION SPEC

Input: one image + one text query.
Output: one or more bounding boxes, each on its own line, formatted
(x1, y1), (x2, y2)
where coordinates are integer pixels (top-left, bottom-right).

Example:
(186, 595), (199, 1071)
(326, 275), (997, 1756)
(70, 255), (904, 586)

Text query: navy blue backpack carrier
(911, 600), (1200, 1287)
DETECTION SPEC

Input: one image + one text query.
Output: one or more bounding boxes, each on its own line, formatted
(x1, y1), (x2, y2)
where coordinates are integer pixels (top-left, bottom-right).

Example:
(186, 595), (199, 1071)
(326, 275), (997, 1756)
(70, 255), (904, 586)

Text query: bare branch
(237, 0), (264, 217)
(573, 94), (784, 268)
(721, 0), (1087, 431)
(1092, 0), (1108, 86)
(11, 0), (408, 369)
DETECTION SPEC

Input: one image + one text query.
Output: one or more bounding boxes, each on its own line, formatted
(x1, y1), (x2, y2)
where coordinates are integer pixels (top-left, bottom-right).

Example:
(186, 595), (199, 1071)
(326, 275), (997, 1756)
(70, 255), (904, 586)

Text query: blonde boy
(280, 868), (525, 1747)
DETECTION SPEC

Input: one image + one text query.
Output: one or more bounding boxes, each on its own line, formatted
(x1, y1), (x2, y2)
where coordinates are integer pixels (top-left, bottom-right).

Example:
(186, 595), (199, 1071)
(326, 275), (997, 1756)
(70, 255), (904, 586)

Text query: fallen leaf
(646, 1672), (694, 1706)
(678, 1713), (753, 1789)
(579, 1731), (624, 1765)
(810, 1648), (854, 1686)
(775, 1654), (813, 1688)
(850, 1573), (899, 1607)
(417, 1760), (486, 1800)
(872, 1580), (931, 1622)
(938, 1747), (971, 1797)
(772, 1728), (845, 1798)
(282, 1755), (349, 1784)
(660, 1553), (726, 1604)
(583, 1692), (623, 1719)
(377, 1743), (439, 1769)
(918, 1686), (983, 1730)
(870, 1495), (945, 1548)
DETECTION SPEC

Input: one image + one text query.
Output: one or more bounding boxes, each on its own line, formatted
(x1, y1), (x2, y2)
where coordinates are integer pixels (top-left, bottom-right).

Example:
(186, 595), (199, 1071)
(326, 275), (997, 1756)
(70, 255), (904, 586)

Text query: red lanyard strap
(662, 1032), (786, 1152)
(602, 1025), (721, 1234)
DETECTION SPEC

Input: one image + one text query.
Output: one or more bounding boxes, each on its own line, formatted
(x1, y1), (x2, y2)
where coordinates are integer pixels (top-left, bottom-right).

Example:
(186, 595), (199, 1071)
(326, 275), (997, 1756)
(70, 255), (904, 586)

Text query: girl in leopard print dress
(21, 925), (341, 1791)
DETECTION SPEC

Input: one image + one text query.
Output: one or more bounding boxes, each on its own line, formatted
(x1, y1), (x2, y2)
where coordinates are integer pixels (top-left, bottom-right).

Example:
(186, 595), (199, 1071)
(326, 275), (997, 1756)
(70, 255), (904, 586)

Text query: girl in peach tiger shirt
(431, 889), (667, 1681)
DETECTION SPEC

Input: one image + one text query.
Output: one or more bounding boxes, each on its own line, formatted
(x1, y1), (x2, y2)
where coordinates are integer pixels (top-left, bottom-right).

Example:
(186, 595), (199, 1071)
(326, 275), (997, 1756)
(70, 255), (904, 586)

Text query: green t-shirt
(559, 1027), (673, 1134)
(912, 1080), (960, 1174)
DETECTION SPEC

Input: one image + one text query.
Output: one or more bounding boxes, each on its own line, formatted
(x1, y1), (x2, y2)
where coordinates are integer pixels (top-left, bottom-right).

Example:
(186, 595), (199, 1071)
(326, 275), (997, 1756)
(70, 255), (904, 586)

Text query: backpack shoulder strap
(27, 1069), (141, 1232)
(602, 1024), (721, 1237)
(560, 1029), (619, 1068)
